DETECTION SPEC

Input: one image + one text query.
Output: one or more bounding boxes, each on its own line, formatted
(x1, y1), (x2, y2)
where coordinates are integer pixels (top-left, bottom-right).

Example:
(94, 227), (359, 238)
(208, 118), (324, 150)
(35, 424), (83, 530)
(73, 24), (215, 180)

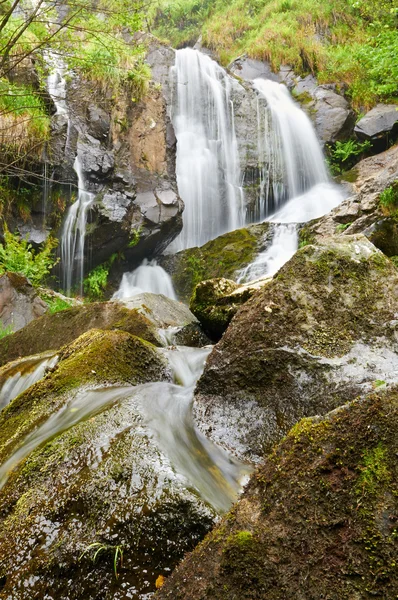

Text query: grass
(0, 322), (13, 340)
(79, 542), (124, 579)
(379, 182), (398, 216)
(152, 0), (398, 108)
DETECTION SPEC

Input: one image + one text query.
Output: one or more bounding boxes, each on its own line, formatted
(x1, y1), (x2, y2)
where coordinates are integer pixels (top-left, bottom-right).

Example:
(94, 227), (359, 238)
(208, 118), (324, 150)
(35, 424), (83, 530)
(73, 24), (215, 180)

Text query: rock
(79, 138), (115, 178)
(312, 86), (355, 144)
(228, 55), (280, 83)
(157, 387), (398, 599)
(307, 143), (398, 240)
(0, 273), (48, 333)
(160, 223), (271, 302)
(121, 292), (198, 329)
(193, 236), (398, 461)
(0, 329), (215, 599)
(87, 104), (111, 140)
(0, 301), (162, 367)
(190, 278), (254, 341)
(355, 104), (398, 141)
(173, 323), (212, 348)
(364, 218), (398, 258)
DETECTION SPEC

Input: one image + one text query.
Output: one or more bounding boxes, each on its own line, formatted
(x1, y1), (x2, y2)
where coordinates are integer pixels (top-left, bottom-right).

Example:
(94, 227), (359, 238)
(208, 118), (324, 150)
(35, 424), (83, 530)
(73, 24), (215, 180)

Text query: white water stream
(0, 345), (248, 512)
(113, 259), (177, 300)
(61, 157), (95, 295)
(169, 48), (244, 251)
(0, 354), (58, 412)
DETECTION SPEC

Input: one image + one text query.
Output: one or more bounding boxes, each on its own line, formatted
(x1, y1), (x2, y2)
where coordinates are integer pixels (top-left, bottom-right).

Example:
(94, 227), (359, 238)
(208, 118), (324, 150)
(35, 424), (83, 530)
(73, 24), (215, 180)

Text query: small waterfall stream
(61, 157), (95, 295)
(169, 48), (244, 251)
(113, 260), (177, 300)
(0, 344), (248, 512)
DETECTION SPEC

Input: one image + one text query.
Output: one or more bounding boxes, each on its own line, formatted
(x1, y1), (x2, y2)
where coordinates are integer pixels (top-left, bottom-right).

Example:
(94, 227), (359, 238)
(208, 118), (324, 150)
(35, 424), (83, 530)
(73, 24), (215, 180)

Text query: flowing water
(113, 259), (177, 300)
(238, 80), (343, 282)
(0, 354), (58, 412)
(169, 48), (244, 251)
(61, 156), (95, 295)
(0, 345), (248, 512)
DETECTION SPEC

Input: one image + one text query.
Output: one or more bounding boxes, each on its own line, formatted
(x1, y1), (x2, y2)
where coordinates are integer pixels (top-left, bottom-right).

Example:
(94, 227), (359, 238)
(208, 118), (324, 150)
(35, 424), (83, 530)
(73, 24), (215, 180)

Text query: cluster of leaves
(83, 253), (119, 300)
(379, 182), (398, 216)
(152, 0), (213, 48)
(327, 139), (372, 175)
(0, 226), (58, 286)
(40, 294), (74, 314)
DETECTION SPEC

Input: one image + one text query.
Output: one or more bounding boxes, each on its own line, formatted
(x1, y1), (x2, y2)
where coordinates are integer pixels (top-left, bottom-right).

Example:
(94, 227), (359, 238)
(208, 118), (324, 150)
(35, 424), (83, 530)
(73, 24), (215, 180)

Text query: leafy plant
(128, 226), (142, 248)
(327, 139), (372, 174)
(335, 222), (352, 233)
(41, 294), (73, 314)
(0, 321), (12, 339)
(185, 254), (206, 287)
(379, 182), (398, 215)
(79, 542), (124, 579)
(83, 264), (109, 300)
(0, 226), (58, 286)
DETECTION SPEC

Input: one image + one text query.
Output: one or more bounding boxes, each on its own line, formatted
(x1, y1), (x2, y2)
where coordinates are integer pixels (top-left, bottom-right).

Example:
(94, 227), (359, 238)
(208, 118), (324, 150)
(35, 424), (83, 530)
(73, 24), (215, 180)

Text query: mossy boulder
(193, 235), (398, 461)
(157, 387), (398, 600)
(0, 329), (215, 599)
(160, 223), (270, 302)
(0, 301), (162, 367)
(190, 278), (255, 341)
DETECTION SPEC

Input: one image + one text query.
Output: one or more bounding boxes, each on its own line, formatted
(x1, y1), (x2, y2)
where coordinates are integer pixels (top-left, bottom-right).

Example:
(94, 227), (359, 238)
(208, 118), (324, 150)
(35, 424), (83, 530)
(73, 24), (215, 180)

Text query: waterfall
(0, 354), (58, 412)
(169, 48), (244, 251)
(61, 157), (95, 296)
(113, 260), (177, 300)
(238, 224), (298, 283)
(252, 78), (333, 220)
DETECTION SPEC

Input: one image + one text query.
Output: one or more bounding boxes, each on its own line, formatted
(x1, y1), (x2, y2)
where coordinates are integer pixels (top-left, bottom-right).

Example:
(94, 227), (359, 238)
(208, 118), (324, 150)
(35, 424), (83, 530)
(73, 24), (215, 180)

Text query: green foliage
(83, 264), (109, 300)
(186, 254), (206, 287)
(79, 542), (124, 579)
(327, 139), (372, 174)
(0, 322), (12, 339)
(153, 0), (398, 107)
(128, 226), (142, 248)
(41, 295), (73, 314)
(379, 182), (398, 216)
(0, 227), (58, 286)
(335, 222), (352, 233)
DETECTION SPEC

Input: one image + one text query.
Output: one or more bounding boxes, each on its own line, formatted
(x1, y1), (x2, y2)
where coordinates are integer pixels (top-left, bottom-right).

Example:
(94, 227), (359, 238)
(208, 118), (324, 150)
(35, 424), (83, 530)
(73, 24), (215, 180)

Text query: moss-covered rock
(0, 301), (162, 367)
(190, 278), (255, 341)
(160, 223), (270, 302)
(157, 387), (398, 600)
(193, 235), (398, 460)
(0, 329), (215, 599)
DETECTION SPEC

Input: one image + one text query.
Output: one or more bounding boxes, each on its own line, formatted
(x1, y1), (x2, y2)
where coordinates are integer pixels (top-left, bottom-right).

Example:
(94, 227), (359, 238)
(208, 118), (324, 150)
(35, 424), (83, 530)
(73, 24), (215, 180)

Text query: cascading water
(113, 259), (177, 300)
(0, 354), (58, 412)
(169, 48), (244, 251)
(61, 156), (95, 295)
(0, 342), (248, 511)
(239, 79), (343, 281)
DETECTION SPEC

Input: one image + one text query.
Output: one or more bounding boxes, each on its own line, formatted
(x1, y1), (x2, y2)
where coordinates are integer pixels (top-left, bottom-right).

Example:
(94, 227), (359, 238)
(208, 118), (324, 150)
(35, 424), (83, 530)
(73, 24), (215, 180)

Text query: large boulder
(158, 386), (398, 599)
(312, 85), (355, 144)
(160, 223), (271, 302)
(355, 104), (398, 142)
(0, 301), (162, 367)
(0, 329), (216, 599)
(193, 236), (398, 461)
(0, 273), (48, 332)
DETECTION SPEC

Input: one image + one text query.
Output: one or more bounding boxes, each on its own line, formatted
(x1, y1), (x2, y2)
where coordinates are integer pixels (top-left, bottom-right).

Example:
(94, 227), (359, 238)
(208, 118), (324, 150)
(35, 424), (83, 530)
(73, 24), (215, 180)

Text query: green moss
(0, 302), (161, 367)
(355, 443), (391, 497)
(163, 224), (269, 302)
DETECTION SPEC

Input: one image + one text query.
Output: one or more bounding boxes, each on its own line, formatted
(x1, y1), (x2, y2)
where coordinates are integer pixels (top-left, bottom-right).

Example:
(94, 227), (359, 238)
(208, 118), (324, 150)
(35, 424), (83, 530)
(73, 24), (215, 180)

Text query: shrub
(327, 139), (372, 174)
(83, 264), (109, 300)
(0, 227), (58, 286)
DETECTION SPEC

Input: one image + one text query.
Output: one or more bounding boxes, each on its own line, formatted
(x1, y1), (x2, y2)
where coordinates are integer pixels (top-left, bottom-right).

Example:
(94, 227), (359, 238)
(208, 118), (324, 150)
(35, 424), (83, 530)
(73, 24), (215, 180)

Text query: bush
(327, 139), (372, 174)
(0, 227), (58, 286)
(83, 264), (109, 300)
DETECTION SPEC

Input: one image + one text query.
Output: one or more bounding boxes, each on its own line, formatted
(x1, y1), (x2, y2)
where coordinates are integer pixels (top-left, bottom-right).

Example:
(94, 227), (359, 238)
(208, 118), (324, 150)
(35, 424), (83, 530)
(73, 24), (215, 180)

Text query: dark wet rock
(158, 387), (398, 600)
(355, 104), (398, 142)
(365, 217), (398, 259)
(193, 236), (398, 461)
(0, 329), (214, 599)
(307, 143), (398, 241)
(173, 323), (212, 348)
(0, 273), (48, 332)
(0, 301), (162, 367)
(121, 292), (198, 329)
(160, 223), (271, 303)
(190, 278), (255, 342)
